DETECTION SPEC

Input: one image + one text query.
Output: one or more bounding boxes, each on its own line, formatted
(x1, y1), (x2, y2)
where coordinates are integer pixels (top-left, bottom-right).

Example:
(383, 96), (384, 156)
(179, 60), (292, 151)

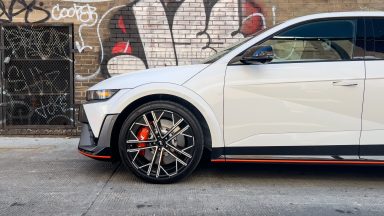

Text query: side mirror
(241, 45), (274, 64)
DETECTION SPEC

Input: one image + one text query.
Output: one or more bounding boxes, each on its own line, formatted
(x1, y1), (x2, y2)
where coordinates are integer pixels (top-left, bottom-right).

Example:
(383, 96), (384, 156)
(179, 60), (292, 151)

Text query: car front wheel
(118, 100), (204, 183)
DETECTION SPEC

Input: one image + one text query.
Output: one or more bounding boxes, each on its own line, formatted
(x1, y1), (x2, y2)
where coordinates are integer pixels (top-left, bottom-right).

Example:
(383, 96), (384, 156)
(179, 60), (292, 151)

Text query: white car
(79, 11), (384, 183)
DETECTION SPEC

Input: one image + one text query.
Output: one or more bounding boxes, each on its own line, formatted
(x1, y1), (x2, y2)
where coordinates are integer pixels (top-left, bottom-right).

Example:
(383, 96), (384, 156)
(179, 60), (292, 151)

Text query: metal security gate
(0, 24), (74, 128)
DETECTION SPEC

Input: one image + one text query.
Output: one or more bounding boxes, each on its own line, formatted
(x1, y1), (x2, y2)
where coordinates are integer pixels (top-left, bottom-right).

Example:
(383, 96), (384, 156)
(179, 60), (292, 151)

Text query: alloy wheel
(124, 109), (196, 179)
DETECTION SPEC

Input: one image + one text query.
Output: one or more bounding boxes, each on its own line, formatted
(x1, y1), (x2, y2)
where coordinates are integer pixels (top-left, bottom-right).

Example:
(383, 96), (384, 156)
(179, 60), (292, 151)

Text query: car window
(366, 18), (384, 59)
(258, 19), (358, 63)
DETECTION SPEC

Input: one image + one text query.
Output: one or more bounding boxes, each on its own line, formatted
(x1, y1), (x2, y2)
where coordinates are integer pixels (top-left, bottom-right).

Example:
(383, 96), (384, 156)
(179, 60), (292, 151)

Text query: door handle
(332, 81), (358, 87)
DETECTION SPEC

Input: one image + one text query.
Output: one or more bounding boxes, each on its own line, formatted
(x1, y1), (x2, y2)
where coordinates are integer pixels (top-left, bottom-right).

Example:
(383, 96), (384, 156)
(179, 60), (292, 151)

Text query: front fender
(83, 83), (224, 148)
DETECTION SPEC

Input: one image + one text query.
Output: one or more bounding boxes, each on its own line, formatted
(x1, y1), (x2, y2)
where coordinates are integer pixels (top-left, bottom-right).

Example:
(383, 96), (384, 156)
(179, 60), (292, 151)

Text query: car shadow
(191, 161), (384, 183)
(107, 159), (384, 185)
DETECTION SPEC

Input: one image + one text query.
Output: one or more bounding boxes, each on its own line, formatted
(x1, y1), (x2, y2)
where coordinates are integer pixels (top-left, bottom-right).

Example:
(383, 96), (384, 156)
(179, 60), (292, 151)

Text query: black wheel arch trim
(78, 114), (118, 161)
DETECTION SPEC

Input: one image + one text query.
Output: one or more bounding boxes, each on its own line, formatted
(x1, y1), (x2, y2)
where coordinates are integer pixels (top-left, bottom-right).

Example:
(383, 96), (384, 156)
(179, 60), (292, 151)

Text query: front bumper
(78, 105), (118, 160)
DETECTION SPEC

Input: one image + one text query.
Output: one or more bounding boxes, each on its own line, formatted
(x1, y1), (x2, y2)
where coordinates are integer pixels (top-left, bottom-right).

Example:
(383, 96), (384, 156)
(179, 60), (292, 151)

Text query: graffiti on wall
(159, 0), (186, 65)
(197, 0), (221, 52)
(0, 0), (275, 80)
(0, 0), (277, 127)
(0, 0), (51, 23)
(232, 0), (266, 36)
(4, 26), (71, 60)
(94, 0), (272, 79)
(51, 3), (98, 52)
(74, 4), (127, 80)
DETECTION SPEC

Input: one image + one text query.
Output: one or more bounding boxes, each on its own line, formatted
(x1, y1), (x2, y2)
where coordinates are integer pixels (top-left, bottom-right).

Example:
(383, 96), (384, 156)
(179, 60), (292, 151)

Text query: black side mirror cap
(241, 45), (274, 64)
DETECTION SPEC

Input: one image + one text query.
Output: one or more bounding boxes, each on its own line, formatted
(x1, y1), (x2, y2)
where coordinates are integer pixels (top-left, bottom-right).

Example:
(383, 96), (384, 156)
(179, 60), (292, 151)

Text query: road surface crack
(81, 162), (121, 216)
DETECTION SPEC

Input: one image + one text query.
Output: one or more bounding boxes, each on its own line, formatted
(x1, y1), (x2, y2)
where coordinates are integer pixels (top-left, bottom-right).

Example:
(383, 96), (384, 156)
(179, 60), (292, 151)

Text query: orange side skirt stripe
(78, 150), (112, 159)
(211, 159), (384, 165)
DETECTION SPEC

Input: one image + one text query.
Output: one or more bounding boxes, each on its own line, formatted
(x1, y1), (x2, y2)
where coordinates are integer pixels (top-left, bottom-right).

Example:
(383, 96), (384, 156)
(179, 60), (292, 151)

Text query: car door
(224, 18), (366, 160)
(360, 18), (384, 160)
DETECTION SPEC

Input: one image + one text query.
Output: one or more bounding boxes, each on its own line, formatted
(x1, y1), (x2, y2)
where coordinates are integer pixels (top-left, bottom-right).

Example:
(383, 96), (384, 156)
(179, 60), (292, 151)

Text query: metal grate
(4, 26), (71, 60)
(1, 25), (74, 128)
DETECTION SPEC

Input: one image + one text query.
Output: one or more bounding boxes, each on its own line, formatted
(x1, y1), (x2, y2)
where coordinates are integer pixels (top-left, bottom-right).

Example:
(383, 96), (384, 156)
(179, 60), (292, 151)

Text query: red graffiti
(118, 15), (127, 34)
(112, 42), (132, 54)
(240, 1), (265, 36)
(112, 16), (131, 54)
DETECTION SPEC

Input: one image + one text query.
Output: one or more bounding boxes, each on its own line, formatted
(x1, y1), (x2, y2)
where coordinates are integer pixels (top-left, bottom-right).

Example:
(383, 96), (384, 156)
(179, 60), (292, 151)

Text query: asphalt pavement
(1, 137), (384, 216)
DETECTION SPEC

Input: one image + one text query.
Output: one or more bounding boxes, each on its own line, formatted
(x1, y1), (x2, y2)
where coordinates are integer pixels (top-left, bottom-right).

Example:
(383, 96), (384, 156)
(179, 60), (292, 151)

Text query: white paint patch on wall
(107, 55), (147, 76)
(133, 0), (177, 68)
(272, 6), (277, 25)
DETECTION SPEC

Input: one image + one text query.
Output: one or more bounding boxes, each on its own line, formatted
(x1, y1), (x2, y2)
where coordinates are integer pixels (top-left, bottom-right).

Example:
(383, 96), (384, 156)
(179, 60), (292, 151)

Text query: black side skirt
(212, 145), (384, 159)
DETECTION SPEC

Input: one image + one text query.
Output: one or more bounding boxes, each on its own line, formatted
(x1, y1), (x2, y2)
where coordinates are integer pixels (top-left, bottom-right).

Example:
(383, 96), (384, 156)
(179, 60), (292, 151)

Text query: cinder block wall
(0, 0), (382, 136)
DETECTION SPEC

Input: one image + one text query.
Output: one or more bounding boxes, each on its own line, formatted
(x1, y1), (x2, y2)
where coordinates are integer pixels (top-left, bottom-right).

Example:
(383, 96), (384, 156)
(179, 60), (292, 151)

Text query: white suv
(79, 12), (384, 183)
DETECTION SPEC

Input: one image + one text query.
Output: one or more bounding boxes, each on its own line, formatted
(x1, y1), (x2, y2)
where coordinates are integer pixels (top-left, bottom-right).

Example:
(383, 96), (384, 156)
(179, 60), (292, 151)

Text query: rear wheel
(118, 101), (204, 183)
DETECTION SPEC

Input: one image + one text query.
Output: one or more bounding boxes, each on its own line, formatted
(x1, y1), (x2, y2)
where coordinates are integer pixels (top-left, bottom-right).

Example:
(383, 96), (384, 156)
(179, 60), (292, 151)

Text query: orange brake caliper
(137, 127), (150, 156)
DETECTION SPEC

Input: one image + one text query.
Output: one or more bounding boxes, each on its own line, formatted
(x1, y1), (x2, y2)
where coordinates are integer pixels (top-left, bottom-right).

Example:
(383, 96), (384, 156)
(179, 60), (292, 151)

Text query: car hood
(89, 64), (210, 90)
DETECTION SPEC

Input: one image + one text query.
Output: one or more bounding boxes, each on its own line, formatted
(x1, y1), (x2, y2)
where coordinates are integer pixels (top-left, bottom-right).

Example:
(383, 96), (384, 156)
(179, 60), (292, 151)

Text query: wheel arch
(110, 92), (219, 161)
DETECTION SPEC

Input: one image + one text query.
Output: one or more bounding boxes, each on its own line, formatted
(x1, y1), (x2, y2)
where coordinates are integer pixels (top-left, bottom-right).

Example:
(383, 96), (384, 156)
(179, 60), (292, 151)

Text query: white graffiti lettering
(52, 3), (97, 24)
(52, 4), (98, 52)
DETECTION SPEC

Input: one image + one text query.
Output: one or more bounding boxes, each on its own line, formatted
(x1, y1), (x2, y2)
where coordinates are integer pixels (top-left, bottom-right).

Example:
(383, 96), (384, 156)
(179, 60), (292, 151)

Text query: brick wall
(0, 0), (383, 136)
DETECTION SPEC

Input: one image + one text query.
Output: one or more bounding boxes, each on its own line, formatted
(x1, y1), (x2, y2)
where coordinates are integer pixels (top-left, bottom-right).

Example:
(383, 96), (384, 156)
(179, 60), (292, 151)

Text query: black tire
(118, 100), (204, 183)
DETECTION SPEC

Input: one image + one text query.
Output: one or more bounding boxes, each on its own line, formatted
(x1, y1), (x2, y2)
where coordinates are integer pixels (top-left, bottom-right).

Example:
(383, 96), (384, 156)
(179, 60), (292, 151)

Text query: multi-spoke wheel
(118, 101), (204, 183)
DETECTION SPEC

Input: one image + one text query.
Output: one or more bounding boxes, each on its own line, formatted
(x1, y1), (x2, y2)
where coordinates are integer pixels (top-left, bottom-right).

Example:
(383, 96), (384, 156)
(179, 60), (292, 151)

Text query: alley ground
(1, 137), (384, 216)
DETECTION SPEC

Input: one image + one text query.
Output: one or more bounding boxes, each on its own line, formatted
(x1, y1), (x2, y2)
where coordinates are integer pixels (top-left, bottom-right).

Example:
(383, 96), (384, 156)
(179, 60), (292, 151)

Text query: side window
(366, 18), (384, 59)
(259, 19), (358, 63)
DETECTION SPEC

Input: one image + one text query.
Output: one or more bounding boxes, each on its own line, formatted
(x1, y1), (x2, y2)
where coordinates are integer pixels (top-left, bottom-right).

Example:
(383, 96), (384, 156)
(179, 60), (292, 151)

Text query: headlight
(86, 89), (119, 101)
